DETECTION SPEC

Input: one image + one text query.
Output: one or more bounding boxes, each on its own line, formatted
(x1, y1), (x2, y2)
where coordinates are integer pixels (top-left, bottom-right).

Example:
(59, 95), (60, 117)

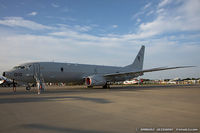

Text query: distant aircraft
(2, 45), (193, 92)
(123, 79), (140, 84)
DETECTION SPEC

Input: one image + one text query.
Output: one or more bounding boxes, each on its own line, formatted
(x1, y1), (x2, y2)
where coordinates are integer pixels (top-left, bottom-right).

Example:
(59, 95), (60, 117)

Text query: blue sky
(0, 0), (200, 79)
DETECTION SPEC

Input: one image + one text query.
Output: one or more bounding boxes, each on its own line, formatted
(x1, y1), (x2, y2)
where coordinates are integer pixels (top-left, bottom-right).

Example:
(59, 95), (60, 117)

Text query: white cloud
(138, 0), (200, 36)
(28, 11), (37, 16)
(51, 3), (59, 8)
(132, 10), (145, 20)
(1, 31), (199, 79)
(132, 2), (152, 20)
(0, 17), (93, 33)
(49, 31), (99, 41)
(146, 10), (154, 16)
(112, 25), (118, 28)
(158, 0), (172, 8)
(74, 25), (92, 32)
(0, 17), (53, 30)
(0, 32), (134, 73)
(143, 2), (151, 9)
(46, 16), (76, 21)
(136, 18), (141, 23)
(132, 0), (200, 36)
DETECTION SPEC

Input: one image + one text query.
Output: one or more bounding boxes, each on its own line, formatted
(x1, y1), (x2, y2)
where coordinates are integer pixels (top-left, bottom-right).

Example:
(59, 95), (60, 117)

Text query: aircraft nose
(3, 71), (14, 79)
(3, 72), (6, 77)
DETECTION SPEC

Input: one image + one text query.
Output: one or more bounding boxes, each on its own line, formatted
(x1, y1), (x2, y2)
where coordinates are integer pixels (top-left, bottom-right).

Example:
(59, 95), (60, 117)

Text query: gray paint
(3, 45), (191, 86)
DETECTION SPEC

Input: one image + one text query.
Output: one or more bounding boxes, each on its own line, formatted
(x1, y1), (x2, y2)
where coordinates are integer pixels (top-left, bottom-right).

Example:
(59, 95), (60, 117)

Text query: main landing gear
(103, 83), (110, 89)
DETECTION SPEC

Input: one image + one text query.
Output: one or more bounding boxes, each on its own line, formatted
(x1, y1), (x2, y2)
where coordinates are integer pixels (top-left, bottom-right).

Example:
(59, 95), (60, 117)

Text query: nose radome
(3, 72), (5, 77)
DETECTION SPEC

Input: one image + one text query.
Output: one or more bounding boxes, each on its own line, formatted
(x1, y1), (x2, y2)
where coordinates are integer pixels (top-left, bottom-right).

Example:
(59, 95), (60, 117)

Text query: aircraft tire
(26, 86), (31, 91)
(103, 83), (110, 89)
(87, 86), (93, 88)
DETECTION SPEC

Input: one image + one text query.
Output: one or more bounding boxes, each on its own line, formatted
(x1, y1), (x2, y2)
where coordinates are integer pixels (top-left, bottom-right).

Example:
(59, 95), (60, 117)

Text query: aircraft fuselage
(4, 62), (123, 84)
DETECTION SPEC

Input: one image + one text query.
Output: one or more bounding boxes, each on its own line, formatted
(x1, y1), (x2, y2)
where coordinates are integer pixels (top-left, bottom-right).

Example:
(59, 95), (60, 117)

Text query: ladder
(33, 63), (45, 92)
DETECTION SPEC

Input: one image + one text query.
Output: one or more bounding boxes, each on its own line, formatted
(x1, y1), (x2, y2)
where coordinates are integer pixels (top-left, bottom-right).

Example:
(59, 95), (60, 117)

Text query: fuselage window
(61, 67), (64, 72)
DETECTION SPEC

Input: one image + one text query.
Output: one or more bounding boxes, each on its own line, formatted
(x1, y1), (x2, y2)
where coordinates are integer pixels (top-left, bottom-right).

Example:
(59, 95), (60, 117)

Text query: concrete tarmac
(0, 84), (199, 133)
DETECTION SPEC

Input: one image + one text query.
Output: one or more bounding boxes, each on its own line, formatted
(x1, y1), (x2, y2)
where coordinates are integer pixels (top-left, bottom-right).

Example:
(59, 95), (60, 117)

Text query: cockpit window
(13, 66), (25, 69)
(13, 65), (32, 70)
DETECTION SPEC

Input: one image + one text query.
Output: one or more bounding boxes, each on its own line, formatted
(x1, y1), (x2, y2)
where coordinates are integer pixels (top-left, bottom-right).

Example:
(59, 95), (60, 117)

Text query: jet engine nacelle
(85, 75), (106, 86)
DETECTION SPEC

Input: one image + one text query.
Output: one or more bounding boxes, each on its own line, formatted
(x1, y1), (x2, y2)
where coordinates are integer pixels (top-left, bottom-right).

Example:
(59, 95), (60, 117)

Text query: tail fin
(124, 45), (145, 71)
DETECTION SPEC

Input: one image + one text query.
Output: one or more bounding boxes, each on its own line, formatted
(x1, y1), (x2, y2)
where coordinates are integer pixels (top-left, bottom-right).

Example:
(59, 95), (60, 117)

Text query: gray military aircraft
(2, 45), (193, 92)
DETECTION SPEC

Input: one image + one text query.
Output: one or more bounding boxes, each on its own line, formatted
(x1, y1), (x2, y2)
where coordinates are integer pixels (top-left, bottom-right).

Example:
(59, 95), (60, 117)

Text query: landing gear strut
(102, 83), (110, 89)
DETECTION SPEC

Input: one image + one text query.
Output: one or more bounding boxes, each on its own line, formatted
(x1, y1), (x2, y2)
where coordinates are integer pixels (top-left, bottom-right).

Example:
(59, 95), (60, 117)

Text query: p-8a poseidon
(3, 46), (192, 92)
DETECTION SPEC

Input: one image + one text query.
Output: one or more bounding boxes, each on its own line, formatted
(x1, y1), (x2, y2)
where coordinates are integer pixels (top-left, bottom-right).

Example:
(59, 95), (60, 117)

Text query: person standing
(37, 82), (40, 95)
(13, 79), (16, 92)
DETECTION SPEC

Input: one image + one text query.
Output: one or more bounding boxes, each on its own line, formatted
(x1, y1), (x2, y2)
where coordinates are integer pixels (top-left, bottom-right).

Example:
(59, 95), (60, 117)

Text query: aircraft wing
(104, 66), (195, 78)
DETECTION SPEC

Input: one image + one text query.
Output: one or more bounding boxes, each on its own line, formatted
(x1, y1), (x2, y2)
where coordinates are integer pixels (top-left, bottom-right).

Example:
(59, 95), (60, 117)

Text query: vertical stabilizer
(124, 45), (145, 71)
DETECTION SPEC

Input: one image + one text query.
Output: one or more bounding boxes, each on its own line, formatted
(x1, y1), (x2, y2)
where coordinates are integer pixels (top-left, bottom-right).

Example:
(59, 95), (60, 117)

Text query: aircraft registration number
(14, 73), (22, 77)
